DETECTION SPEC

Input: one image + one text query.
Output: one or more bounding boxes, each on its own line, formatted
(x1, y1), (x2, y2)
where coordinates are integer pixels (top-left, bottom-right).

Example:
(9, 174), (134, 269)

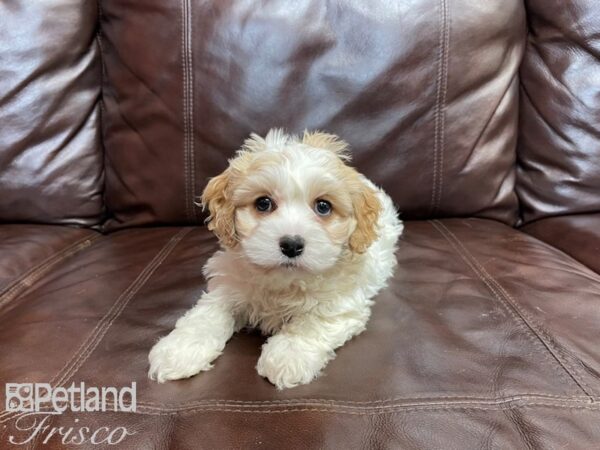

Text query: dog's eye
(255, 196), (275, 212)
(314, 199), (332, 216)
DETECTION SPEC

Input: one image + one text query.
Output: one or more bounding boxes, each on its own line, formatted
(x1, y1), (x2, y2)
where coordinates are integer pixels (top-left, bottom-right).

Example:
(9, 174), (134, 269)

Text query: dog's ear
(349, 183), (381, 253)
(201, 169), (237, 248)
(302, 130), (351, 161)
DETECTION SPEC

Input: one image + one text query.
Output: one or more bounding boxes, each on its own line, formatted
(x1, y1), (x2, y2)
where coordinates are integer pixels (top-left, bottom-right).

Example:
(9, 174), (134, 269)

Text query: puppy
(148, 129), (403, 389)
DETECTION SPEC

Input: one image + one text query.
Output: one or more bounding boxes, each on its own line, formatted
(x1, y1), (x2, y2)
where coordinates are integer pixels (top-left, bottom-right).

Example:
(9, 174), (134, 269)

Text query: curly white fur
(149, 129), (403, 389)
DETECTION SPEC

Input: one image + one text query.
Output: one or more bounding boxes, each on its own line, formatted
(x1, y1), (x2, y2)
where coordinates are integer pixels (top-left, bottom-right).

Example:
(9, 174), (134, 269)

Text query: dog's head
(201, 129), (380, 273)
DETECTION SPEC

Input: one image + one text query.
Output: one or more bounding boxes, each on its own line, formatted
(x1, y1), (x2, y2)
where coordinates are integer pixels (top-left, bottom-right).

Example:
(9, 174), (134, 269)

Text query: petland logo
(5, 382), (136, 413)
(5, 383), (137, 446)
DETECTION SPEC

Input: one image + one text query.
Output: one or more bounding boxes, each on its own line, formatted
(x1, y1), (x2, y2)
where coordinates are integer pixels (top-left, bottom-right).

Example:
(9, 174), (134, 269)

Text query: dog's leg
(148, 289), (237, 382)
(256, 304), (370, 389)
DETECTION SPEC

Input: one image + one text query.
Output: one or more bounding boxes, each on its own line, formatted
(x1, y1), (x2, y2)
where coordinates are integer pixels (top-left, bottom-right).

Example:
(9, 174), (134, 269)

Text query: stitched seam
(431, 220), (591, 397)
(135, 402), (600, 415)
(19, 400), (599, 417)
(136, 397), (597, 413)
(0, 235), (95, 301)
(487, 272), (597, 399)
(430, 0), (449, 215)
(8, 403), (600, 418)
(0, 229), (191, 423)
(3, 396), (597, 424)
(54, 228), (191, 388)
(431, 220), (595, 399)
(181, 0), (196, 223)
(437, 0), (449, 211)
(181, 0), (190, 221)
(135, 392), (592, 409)
(436, 221), (597, 398)
(187, 0), (197, 222)
(2, 395), (591, 425)
(443, 226), (598, 398)
(0, 235), (98, 314)
(0, 229), (190, 424)
(0, 228), (192, 423)
(10, 403), (600, 418)
(136, 394), (592, 411)
(430, 0), (442, 212)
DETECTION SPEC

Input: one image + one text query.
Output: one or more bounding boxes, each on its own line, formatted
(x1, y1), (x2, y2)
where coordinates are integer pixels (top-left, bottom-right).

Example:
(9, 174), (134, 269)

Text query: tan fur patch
(346, 171), (381, 254)
(301, 131), (351, 161)
(201, 169), (237, 248)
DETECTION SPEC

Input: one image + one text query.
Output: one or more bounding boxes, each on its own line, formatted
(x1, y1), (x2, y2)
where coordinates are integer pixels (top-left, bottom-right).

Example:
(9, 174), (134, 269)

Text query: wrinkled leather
(0, 0), (104, 225)
(1, 220), (600, 448)
(101, 0), (525, 230)
(521, 214), (600, 275)
(517, 0), (600, 224)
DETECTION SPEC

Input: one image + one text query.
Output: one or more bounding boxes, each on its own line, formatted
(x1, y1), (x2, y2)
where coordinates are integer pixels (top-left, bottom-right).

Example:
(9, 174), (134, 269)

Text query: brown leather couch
(1, 0), (599, 448)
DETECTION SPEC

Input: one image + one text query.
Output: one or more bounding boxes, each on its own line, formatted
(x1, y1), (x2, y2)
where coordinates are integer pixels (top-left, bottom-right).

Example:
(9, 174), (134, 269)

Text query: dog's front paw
(148, 330), (222, 383)
(256, 334), (333, 389)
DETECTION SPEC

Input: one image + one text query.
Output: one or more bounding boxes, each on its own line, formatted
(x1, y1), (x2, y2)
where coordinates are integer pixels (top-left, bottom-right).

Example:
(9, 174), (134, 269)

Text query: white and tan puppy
(148, 129), (403, 389)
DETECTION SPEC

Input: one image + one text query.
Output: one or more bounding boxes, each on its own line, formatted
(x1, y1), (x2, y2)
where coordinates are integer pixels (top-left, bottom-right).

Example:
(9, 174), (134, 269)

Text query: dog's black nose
(279, 235), (304, 258)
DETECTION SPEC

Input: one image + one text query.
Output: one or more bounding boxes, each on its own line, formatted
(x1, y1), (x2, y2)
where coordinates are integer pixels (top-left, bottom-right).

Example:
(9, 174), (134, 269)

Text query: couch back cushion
(517, 0), (600, 224)
(101, 0), (525, 230)
(0, 0), (104, 226)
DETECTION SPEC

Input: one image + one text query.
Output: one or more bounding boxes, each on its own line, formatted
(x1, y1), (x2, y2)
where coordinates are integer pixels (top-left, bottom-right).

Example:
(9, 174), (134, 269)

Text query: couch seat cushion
(1, 219), (599, 448)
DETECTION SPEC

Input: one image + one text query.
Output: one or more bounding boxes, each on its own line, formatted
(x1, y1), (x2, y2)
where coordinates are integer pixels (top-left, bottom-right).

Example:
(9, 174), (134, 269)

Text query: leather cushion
(1, 219), (599, 447)
(517, 0), (600, 223)
(0, 0), (104, 225)
(100, 0), (525, 229)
